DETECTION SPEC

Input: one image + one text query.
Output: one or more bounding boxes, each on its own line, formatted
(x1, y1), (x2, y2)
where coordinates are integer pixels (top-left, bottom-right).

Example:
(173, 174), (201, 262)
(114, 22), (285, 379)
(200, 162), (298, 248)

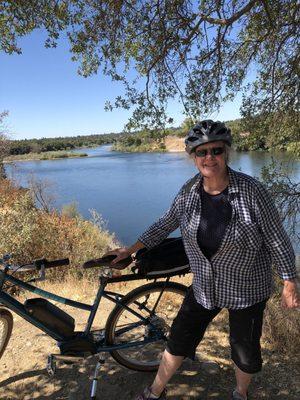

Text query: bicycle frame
(0, 269), (171, 353)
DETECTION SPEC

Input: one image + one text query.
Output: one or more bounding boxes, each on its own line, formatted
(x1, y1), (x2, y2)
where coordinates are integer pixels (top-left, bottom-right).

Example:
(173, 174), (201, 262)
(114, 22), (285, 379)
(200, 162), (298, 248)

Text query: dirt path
(1, 277), (299, 400)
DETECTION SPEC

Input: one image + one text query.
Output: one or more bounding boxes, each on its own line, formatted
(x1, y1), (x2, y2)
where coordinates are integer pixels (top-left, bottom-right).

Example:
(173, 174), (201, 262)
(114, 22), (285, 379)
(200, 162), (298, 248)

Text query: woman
(105, 120), (299, 400)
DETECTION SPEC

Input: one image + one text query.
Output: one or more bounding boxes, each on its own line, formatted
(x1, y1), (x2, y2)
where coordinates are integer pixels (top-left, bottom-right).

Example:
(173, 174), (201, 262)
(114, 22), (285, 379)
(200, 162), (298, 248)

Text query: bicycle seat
(83, 255), (132, 269)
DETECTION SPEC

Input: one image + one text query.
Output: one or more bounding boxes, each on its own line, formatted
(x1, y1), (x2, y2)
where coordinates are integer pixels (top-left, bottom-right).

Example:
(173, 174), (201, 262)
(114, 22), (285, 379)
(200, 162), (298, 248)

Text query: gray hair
(224, 144), (231, 164)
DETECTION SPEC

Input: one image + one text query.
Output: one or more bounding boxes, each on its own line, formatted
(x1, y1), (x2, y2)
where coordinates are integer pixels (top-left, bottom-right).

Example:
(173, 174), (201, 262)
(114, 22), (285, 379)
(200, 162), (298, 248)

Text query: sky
(0, 30), (243, 140)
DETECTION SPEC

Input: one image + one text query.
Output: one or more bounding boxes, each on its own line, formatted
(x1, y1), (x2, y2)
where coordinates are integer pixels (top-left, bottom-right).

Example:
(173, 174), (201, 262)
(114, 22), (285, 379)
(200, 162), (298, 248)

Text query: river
(5, 145), (300, 254)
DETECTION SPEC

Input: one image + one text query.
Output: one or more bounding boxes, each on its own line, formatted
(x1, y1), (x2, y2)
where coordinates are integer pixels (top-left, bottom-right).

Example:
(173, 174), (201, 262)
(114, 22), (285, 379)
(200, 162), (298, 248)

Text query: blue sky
(0, 30), (242, 140)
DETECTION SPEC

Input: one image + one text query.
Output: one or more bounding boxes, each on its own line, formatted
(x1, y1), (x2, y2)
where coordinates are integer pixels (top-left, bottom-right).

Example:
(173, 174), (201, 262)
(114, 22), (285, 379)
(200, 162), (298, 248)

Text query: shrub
(0, 179), (116, 278)
(263, 276), (300, 355)
(286, 142), (300, 158)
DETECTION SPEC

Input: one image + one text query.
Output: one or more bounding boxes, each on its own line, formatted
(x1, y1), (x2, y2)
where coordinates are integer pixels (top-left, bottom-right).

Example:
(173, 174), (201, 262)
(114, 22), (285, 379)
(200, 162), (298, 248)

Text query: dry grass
(263, 277), (300, 355)
(4, 151), (87, 162)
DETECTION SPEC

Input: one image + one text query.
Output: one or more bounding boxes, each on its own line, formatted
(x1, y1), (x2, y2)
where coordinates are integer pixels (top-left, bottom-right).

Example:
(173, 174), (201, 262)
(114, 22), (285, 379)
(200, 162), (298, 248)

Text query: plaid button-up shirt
(139, 168), (297, 310)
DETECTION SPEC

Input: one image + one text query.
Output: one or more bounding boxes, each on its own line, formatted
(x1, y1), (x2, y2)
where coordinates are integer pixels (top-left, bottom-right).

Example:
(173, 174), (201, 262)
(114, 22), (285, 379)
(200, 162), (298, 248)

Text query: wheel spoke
(106, 282), (187, 371)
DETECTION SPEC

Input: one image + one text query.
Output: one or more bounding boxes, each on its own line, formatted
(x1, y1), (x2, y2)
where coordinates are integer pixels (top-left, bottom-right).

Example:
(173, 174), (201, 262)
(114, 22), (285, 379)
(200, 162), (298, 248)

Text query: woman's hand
(103, 241), (145, 269)
(281, 280), (300, 309)
(102, 248), (132, 269)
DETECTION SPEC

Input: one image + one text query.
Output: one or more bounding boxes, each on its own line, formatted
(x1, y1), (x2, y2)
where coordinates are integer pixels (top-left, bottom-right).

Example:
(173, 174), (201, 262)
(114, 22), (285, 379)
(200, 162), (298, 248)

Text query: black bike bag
(24, 298), (75, 338)
(135, 237), (190, 277)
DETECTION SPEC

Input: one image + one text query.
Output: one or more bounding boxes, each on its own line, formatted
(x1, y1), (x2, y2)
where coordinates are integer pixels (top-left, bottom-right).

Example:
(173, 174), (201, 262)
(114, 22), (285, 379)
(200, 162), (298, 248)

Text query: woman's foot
(232, 389), (248, 400)
(135, 386), (167, 400)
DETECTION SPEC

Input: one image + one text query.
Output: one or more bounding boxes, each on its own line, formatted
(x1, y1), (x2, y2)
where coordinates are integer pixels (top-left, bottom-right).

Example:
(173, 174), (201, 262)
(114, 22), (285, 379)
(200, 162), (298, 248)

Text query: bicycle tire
(105, 281), (188, 372)
(0, 308), (13, 359)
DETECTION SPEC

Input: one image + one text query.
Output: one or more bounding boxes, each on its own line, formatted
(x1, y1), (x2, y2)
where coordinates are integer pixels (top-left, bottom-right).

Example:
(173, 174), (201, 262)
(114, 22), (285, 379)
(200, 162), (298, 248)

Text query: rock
(201, 361), (220, 375)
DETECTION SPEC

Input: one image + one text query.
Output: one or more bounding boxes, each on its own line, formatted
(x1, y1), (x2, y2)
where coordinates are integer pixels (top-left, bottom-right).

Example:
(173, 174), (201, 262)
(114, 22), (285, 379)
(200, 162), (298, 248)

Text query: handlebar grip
(44, 258), (70, 268)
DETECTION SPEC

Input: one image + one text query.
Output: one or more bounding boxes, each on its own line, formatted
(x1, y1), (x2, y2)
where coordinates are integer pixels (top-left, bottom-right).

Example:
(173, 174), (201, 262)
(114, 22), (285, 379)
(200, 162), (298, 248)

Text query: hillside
(164, 136), (185, 152)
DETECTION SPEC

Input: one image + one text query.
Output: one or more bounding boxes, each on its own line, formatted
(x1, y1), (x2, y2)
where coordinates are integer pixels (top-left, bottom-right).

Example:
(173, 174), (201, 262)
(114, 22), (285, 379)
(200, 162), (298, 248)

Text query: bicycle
(0, 253), (189, 399)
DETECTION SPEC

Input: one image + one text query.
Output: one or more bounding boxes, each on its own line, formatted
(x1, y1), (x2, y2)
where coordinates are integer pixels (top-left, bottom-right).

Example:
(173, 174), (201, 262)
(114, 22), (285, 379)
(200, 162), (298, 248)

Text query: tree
(1, 1), (299, 129)
(261, 160), (300, 245)
(0, 111), (10, 178)
(240, 105), (300, 153)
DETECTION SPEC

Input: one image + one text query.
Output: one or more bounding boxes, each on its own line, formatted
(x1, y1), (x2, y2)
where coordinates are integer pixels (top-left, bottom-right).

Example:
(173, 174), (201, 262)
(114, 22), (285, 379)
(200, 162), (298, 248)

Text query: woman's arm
(255, 183), (297, 280)
(255, 183), (299, 308)
(137, 194), (180, 249)
(104, 191), (182, 268)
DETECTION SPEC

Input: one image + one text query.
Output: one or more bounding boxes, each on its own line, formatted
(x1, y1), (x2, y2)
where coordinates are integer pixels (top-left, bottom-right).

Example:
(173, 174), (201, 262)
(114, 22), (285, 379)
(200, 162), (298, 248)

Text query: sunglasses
(194, 146), (225, 158)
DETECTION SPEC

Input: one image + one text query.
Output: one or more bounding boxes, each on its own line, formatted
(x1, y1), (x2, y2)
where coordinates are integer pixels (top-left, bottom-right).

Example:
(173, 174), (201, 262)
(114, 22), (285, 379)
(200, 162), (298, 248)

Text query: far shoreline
(4, 136), (298, 163)
(4, 151), (88, 163)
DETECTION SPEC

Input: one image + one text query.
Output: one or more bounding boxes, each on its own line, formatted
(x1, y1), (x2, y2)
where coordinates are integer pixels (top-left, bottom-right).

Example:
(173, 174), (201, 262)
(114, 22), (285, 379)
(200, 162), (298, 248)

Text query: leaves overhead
(1, 1), (299, 128)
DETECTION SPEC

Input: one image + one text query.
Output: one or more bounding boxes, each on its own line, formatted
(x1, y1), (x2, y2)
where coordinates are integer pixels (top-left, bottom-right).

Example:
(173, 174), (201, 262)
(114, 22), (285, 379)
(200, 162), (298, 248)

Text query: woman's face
(193, 141), (227, 178)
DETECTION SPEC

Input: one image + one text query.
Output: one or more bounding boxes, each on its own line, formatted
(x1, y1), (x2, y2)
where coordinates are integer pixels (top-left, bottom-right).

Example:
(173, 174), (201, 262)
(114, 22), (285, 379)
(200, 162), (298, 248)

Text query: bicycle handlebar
(8, 258), (70, 272)
(9, 264), (36, 272)
(43, 258), (70, 269)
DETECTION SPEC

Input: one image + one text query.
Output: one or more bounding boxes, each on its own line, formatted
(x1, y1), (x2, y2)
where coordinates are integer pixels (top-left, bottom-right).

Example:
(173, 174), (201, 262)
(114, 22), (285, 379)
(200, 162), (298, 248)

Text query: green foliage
(0, 179), (116, 270)
(1, 1), (299, 131)
(112, 128), (168, 152)
(240, 104), (300, 152)
(112, 136), (166, 153)
(0, 1), (70, 54)
(62, 202), (81, 219)
(181, 117), (194, 131)
(286, 142), (300, 158)
(174, 118), (196, 138)
(5, 150), (87, 162)
(8, 133), (123, 156)
(226, 119), (242, 138)
(260, 160), (300, 243)
(113, 115), (298, 154)
(259, 161), (299, 353)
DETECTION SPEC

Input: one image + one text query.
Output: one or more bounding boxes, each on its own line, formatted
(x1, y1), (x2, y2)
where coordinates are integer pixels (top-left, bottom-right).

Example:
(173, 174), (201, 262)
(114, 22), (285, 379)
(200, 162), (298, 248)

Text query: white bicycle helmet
(185, 120), (232, 154)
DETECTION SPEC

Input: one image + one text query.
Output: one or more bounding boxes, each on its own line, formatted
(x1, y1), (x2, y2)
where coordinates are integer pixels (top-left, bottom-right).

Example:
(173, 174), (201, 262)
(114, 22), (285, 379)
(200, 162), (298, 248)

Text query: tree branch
(262, 0), (275, 28)
(200, 0), (258, 26)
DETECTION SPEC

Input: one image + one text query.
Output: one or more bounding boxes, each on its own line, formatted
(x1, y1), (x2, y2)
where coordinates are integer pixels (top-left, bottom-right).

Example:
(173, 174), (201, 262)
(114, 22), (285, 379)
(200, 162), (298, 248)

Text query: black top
(197, 186), (232, 260)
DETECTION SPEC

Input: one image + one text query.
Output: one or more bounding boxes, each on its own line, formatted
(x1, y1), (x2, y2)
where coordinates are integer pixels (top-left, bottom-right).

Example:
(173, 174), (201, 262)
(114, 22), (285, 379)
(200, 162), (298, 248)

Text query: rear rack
(106, 268), (190, 284)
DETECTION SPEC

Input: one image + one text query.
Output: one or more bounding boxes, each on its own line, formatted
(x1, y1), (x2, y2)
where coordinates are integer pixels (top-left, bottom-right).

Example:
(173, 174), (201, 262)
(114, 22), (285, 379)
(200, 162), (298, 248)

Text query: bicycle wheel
(105, 281), (188, 372)
(0, 308), (13, 359)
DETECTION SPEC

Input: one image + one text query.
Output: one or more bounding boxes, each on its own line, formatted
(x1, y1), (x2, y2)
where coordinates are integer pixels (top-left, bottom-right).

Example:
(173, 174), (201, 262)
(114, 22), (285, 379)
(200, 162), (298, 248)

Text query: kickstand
(90, 353), (106, 399)
(47, 354), (56, 376)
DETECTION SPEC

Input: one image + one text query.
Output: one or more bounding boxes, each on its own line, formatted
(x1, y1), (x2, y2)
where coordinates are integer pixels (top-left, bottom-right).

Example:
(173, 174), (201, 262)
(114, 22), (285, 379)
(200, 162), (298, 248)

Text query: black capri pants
(166, 287), (267, 374)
